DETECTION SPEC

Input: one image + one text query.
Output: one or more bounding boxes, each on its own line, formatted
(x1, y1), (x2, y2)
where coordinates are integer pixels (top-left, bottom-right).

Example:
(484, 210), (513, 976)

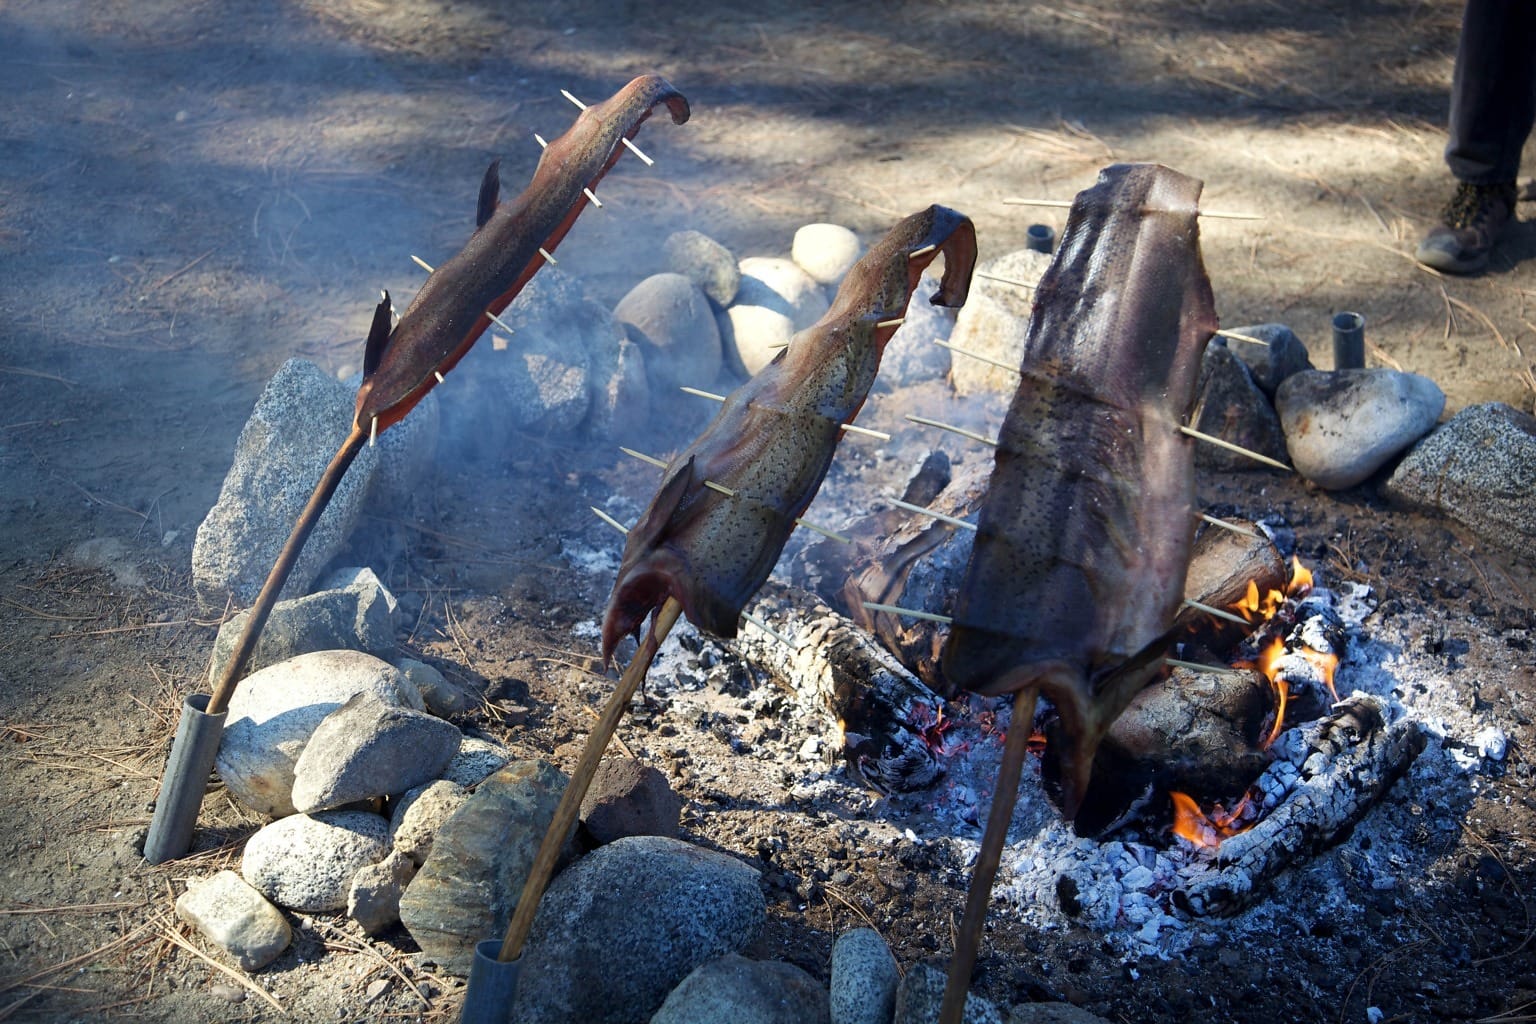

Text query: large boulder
(241, 810), (390, 913)
(1275, 368), (1444, 489)
(614, 272), (722, 395)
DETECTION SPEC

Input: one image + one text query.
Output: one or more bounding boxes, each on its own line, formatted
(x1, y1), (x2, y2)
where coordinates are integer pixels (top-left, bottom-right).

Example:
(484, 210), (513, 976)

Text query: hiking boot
(1415, 181), (1517, 274)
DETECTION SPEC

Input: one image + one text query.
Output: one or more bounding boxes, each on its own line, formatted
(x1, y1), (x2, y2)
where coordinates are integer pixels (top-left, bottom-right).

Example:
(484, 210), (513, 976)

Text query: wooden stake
(886, 497), (977, 531)
(1178, 425), (1293, 471)
(498, 597), (683, 963)
(905, 414), (998, 447)
(861, 601), (954, 625)
(1183, 598), (1252, 626)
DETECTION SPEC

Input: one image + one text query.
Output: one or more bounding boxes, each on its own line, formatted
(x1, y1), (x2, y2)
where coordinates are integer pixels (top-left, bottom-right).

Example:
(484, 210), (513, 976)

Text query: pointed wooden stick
(590, 505), (629, 535)
(485, 310), (516, 336)
(1183, 598), (1251, 626)
(909, 243), (937, 258)
(904, 414), (998, 447)
(1002, 197), (1263, 220)
(499, 597), (683, 963)
(679, 387), (891, 441)
(933, 340), (1021, 373)
(619, 447), (848, 541)
(861, 601), (954, 625)
(410, 254), (436, 274)
(1215, 329), (1271, 347)
(537, 247), (558, 265)
(1166, 657), (1250, 677)
(975, 270), (1035, 289)
(1178, 425), (1292, 470)
(741, 610), (801, 650)
(876, 317), (907, 329)
(562, 88), (654, 164)
(886, 497), (977, 531)
(1198, 513), (1261, 540)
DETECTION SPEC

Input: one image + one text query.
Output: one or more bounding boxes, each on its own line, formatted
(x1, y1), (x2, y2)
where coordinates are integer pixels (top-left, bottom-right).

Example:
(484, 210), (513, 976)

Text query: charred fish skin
(942, 164), (1217, 815)
(602, 205), (977, 662)
(354, 75), (690, 436)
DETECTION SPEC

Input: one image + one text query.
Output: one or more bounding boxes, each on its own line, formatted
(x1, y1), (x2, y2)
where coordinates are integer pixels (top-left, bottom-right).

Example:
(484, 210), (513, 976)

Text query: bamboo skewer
(1183, 598), (1252, 626)
(885, 497), (977, 531)
(904, 414), (998, 447)
(1178, 426), (1293, 471)
(933, 340), (1021, 373)
(679, 387), (892, 441)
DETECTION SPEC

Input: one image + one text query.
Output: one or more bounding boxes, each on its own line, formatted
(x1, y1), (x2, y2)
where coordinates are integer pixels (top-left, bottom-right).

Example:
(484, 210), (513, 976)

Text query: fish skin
(602, 205), (977, 662)
(942, 163), (1218, 818)
(354, 75), (690, 436)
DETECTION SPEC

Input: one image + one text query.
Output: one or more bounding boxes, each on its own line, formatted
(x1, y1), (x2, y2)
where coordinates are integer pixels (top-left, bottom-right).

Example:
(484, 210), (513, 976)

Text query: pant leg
(1445, 0), (1536, 183)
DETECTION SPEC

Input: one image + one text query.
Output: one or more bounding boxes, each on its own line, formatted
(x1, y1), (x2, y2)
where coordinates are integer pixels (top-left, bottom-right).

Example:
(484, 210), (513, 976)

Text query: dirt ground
(3, 1), (1536, 1021)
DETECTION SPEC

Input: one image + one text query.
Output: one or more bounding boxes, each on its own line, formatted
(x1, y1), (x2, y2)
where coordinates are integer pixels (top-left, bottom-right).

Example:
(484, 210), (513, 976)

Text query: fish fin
(476, 159), (501, 229)
(362, 290), (393, 379)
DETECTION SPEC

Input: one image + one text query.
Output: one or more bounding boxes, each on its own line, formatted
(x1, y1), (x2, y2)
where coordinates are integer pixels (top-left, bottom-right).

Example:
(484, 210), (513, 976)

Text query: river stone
(579, 756), (683, 845)
(216, 650), (423, 818)
(348, 849), (417, 936)
(723, 257), (831, 376)
(512, 835), (767, 1024)
(1191, 344), (1288, 472)
(1385, 402), (1536, 556)
(880, 272), (957, 390)
(241, 810), (390, 912)
(290, 691), (462, 813)
(442, 734), (513, 787)
(206, 566), (399, 685)
(895, 963), (1003, 1024)
(948, 249), (1051, 396)
(175, 870), (292, 971)
(192, 357), (379, 607)
(588, 333), (651, 441)
(1219, 323), (1313, 397)
(665, 229), (740, 307)
(651, 953), (831, 1024)
(396, 657), (477, 718)
(397, 760), (568, 975)
(793, 223), (862, 286)
(1275, 368), (1445, 489)
(830, 928), (900, 1024)
(389, 780), (470, 865)
(614, 273), (722, 395)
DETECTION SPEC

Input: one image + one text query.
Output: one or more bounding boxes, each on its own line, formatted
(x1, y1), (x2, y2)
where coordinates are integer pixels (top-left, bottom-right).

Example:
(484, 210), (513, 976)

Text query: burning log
(1173, 694), (1426, 916)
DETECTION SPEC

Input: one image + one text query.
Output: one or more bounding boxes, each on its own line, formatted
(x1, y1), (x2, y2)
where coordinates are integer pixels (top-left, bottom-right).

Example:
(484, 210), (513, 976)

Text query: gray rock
(879, 272), (956, 390)
(1385, 402), (1536, 555)
(895, 963), (1003, 1024)
(793, 223), (862, 286)
(216, 650), (423, 818)
(397, 760), (569, 975)
(579, 757), (683, 845)
(192, 358), (379, 607)
(651, 953), (831, 1024)
(948, 250), (1051, 396)
(588, 333), (652, 441)
(291, 691), (463, 813)
(175, 870), (292, 971)
(241, 810), (390, 912)
(1191, 344), (1289, 472)
(512, 835), (766, 1024)
(397, 657), (478, 718)
(665, 230), (740, 307)
(442, 735), (513, 787)
(349, 849), (417, 936)
(724, 257), (831, 376)
(830, 928), (899, 1024)
(1275, 368), (1445, 489)
(207, 566), (399, 684)
(614, 273), (723, 396)
(1218, 323), (1313, 397)
(390, 780), (470, 865)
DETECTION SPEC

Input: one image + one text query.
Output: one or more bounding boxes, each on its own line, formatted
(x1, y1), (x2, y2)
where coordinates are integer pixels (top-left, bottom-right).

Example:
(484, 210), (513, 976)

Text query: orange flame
(1171, 790), (1258, 849)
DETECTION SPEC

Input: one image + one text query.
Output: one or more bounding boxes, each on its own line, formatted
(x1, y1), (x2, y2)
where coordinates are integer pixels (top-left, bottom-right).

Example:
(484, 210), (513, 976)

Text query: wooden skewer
(620, 446), (668, 469)
(909, 243), (937, 258)
(499, 597), (683, 963)
(485, 310), (516, 336)
(561, 89), (654, 165)
(1198, 514), (1261, 540)
(1167, 657), (1251, 677)
(741, 611), (801, 650)
(1183, 598), (1252, 626)
(590, 505), (630, 535)
(861, 601), (954, 625)
(1178, 426), (1293, 471)
(904, 414), (998, 447)
(975, 270), (1035, 289)
(933, 340), (1020, 373)
(410, 254), (435, 274)
(560, 89), (588, 110)
(434, 371), (446, 384)
(886, 497), (977, 531)
(537, 247), (558, 265)
(679, 387), (892, 441)
(876, 317), (907, 329)
(703, 480), (737, 498)
(1002, 197), (1263, 220)
(369, 416), (378, 448)
(619, 447), (848, 541)
(1215, 329), (1271, 347)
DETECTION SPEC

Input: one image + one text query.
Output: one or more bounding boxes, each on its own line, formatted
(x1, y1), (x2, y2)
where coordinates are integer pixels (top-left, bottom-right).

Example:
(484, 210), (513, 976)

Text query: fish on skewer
(601, 204), (978, 661)
(937, 163), (1218, 1024)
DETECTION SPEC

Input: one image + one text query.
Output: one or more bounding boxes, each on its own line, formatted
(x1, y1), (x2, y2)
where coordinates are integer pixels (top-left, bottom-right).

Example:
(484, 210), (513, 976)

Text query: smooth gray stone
(723, 257), (830, 376)
(664, 230), (740, 308)
(397, 657), (478, 718)
(206, 566), (399, 684)
(1219, 323), (1312, 397)
(1191, 344), (1288, 472)
(216, 650), (422, 818)
(290, 691), (462, 813)
(615, 273), (722, 397)
(389, 779), (470, 866)
(878, 272), (957, 390)
(175, 869), (292, 971)
(1275, 368), (1445, 489)
(241, 810), (390, 913)
(442, 735), (513, 787)
(512, 835), (766, 1024)
(830, 928), (900, 1024)
(895, 963), (1003, 1024)
(948, 250), (1051, 396)
(793, 223), (862, 286)
(348, 849), (417, 936)
(1385, 401), (1536, 556)
(579, 757), (683, 845)
(651, 953), (831, 1024)
(397, 760), (568, 976)
(192, 358), (379, 607)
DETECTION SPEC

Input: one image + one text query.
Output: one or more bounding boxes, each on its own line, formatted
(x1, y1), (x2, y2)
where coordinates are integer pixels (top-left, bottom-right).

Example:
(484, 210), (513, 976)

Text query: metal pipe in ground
(1025, 223), (1055, 253)
(1332, 311), (1365, 370)
(460, 940), (520, 1024)
(143, 695), (226, 865)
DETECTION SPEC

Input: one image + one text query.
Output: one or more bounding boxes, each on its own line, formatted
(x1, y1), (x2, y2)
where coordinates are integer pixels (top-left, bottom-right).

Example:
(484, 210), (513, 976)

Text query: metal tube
(143, 695), (227, 864)
(1025, 223), (1055, 253)
(460, 940), (520, 1024)
(1332, 311), (1365, 370)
